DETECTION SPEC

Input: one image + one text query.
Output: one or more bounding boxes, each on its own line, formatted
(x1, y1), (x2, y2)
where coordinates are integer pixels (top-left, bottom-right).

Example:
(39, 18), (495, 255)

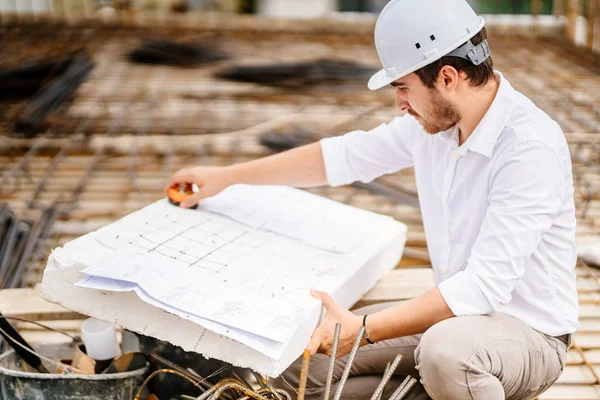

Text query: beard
(408, 89), (461, 134)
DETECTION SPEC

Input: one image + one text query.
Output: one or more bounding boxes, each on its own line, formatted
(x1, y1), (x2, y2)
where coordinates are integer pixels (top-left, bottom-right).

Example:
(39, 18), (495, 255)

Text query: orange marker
(167, 182), (197, 209)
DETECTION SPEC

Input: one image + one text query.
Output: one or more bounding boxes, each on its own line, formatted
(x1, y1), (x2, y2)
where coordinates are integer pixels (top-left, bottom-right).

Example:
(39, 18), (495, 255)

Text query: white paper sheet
(200, 185), (393, 253)
(76, 275), (285, 359)
(80, 250), (314, 343)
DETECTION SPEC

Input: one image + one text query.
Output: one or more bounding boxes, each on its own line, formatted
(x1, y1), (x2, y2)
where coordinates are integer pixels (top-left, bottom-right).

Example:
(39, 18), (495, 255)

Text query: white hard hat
(368, 0), (488, 90)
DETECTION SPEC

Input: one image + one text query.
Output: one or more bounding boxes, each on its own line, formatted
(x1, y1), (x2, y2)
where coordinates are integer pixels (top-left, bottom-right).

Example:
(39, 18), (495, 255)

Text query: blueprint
(44, 185), (407, 373)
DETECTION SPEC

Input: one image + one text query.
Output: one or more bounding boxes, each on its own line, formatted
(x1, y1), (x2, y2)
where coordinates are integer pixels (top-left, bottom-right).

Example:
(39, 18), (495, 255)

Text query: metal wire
(0, 316), (78, 340)
(149, 352), (211, 391)
(0, 325), (87, 374)
(209, 381), (270, 400)
(134, 368), (206, 400)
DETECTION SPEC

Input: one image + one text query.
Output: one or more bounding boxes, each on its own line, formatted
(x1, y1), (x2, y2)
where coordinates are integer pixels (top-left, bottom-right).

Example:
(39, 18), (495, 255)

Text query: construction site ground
(1, 17), (600, 399)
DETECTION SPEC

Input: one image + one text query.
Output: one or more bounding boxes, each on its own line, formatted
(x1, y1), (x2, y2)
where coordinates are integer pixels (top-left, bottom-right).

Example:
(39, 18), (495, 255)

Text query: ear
(437, 66), (460, 93)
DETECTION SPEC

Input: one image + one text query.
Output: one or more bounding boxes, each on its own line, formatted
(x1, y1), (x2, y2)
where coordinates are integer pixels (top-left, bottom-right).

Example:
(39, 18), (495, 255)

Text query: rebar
(16, 54), (95, 134)
(237, 387), (292, 400)
(8, 206), (58, 288)
(297, 350), (311, 400)
(369, 355), (402, 400)
(208, 382), (270, 400)
(232, 371), (253, 390)
(216, 59), (375, 88)
(388, 376), (417, 400)
(376, 362), (391, 400)
(134, 368), (206, 400)
(251, 371), (268, 389)
(323, 323), (341, 400)
(150, 352), (212, 392)
(0, 136), (48, 190)
(128, 39), (227, 66)
(196, 378), (243, 400)
(332, 326), (365, 400)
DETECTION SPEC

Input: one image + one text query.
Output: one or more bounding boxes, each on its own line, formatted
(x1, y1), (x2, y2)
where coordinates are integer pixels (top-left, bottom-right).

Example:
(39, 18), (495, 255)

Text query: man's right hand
(164, 166), (234, 208)
(164, 142), (327, 208)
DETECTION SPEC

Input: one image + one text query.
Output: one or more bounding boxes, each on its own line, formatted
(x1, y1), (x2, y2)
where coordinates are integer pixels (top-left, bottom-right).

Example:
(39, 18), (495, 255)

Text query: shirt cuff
(438, 270), (493, 316)
(320, 137), (358, 187)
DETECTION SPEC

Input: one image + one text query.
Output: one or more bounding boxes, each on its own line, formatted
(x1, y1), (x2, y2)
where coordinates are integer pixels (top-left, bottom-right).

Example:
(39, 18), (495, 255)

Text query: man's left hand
(306, 289), (365, 357)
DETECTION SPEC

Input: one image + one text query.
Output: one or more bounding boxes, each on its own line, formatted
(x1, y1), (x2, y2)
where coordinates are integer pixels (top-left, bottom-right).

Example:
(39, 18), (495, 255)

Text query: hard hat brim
(368, 16), (486, 91)
(368, 69), (401, 91)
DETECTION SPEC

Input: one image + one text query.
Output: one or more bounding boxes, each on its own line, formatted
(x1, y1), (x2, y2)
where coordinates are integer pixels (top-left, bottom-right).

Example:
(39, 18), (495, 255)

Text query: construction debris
(0, 342), (148, 399)
(0, 311), (412, 400)
(216, 59), (376, 88)
(0, 314), (49, 373)
(14, 54), (95, 135)
(0, 59), (73, 100)
(0, 204), (57, 290)
(128, 39), (227, 66)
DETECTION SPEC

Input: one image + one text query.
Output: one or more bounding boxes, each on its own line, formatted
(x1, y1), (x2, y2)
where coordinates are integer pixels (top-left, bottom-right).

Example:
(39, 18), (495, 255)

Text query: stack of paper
(41, 185), (406, 375)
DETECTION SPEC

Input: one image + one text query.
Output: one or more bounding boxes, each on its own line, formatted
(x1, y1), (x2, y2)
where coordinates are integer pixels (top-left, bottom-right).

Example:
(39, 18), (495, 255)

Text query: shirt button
(442, 191), (448, 199)
(441, 268), (448, 277)
(444, 233), (450, 242)
(452, 153), (461, 160)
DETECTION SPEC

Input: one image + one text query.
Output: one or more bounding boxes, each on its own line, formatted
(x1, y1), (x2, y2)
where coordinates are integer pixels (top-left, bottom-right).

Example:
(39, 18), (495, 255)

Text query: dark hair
(414, 27), (494, 88)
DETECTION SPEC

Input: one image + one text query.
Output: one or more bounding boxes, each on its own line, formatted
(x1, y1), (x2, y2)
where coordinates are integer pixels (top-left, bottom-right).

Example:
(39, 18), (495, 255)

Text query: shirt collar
(464, 71), (515, 158)
(436, 71), (514, 158)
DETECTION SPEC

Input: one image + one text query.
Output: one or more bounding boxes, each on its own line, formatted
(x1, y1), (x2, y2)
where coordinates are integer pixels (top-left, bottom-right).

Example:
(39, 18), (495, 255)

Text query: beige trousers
(274, 302), (568, 400)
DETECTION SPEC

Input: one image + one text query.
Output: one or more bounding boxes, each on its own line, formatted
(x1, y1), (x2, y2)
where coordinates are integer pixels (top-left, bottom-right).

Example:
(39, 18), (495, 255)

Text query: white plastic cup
(80, 318), (121, 361)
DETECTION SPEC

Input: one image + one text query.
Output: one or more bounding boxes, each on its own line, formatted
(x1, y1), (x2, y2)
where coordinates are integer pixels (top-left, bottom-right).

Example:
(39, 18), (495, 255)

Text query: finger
(306, 332), (322, 355)
(311, 289), (336, 310)
(180, 192), (205, 209)
(164, 168), (194, 193)
(164, 170), (190, 193)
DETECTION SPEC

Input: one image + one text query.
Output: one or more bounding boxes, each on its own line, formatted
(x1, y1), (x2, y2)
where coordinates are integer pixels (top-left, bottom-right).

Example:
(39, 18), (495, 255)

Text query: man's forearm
(228, 142), (328, 188)
(367, 287), (455, 342)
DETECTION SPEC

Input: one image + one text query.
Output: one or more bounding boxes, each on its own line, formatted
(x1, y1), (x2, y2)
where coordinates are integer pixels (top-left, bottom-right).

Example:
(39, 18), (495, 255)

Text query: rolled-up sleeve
(320, 116), (418, 187)
(438, 140), (566, 316)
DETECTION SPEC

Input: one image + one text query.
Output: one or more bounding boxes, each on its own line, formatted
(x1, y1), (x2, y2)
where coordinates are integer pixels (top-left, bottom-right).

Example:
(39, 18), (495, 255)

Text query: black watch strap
(362, 315), (376, 344)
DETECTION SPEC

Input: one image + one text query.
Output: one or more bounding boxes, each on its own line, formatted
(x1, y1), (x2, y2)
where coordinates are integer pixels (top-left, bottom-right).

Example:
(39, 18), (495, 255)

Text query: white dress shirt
(320, 72), (579, 336)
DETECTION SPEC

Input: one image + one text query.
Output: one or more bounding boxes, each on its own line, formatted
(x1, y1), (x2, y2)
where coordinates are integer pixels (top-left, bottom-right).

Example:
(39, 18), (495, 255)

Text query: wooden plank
(20, 330), (123, 346)
(353, 268), (434, 309)
(532, 0), (543, 16)
(582, 349), (600, 363)
(14, 320), (83, 332)
(588, 0), (597, 49)
(574, 333), (600, 349)
(20, 331), (74, 345)
(579, 304), (600, 318)
(0, 285), (85, 322)
(540, 384), (600, 399)
(567, 0), (582, 43)
(579, 318), (600, 332)
(555, 365), (597, 384)
(568, 349), (585, 364)
(554, 0), (566, 17)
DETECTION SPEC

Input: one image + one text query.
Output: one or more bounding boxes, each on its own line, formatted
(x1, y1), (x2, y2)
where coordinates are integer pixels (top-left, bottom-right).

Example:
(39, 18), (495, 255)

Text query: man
(166, 0), (579, 398)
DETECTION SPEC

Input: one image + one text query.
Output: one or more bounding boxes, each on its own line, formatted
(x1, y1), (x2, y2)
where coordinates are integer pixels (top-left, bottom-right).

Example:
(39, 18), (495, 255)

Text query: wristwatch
(362, 315), (376, 344)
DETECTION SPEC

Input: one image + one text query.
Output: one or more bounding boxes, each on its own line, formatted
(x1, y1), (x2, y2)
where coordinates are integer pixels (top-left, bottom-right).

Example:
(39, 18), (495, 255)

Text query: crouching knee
(415, 320), (472, 399)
